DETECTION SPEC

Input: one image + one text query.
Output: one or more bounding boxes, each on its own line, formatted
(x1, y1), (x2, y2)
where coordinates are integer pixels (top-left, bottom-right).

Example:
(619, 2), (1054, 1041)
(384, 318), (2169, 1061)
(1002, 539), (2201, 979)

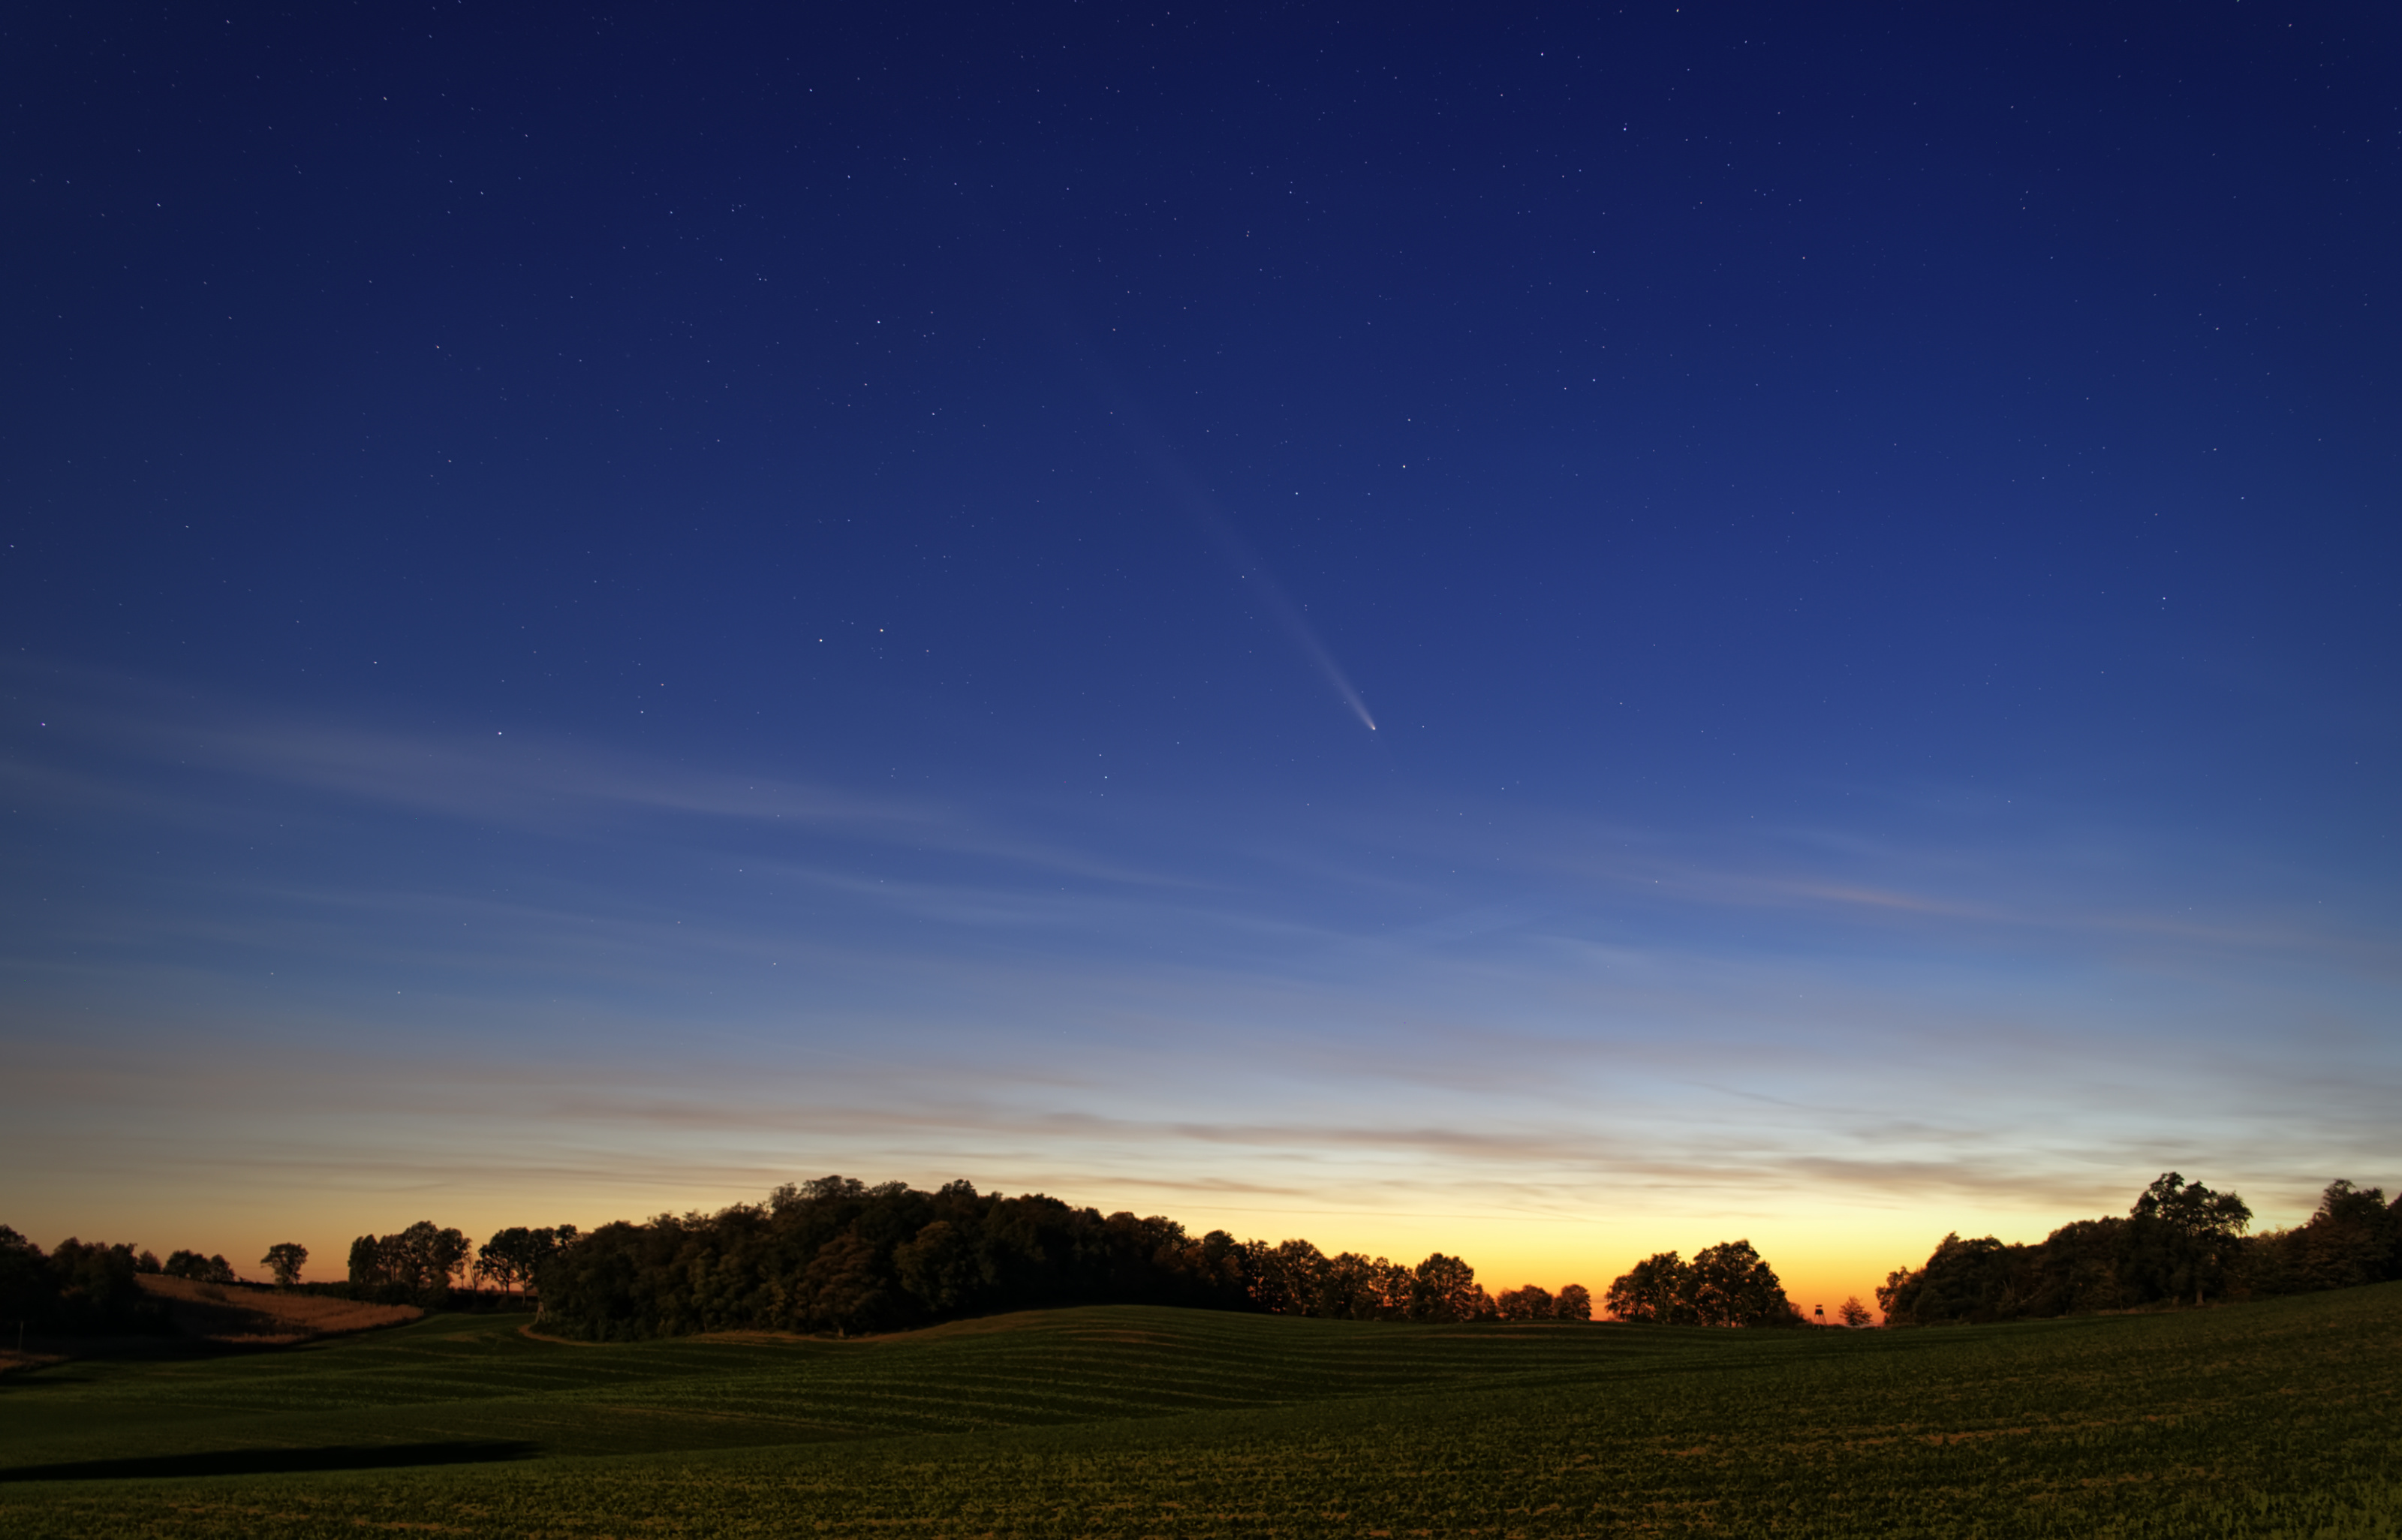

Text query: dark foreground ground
(1, 1283), (2395, 1537)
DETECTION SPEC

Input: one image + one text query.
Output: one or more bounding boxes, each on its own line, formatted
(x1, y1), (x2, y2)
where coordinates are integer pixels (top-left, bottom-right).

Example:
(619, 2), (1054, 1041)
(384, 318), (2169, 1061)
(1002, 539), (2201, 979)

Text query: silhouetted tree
(2133, 1171), (2251, 1236)
(261, 1243), (308, 1288)
(1687, 1240), (1798, 1326)
(405, 1225), (467, 1294)
(2131, 1172), (2251, 1306)
(348, 1233), (390, 1286)
(1248, 1238), (1329, 1316)
(1496, 1284), (1554, 1320)
(163, 1250), (235, 1284)
(1409, 1253), (1482, 1322)
(1879, 1172), (2278, 1327)
(477, 1226), (575, 1295)
(2015, 1217), (2131, 1316)
(0, 1227), (49, 1327)
(1838, 1295), (1874, 1328)
(348, 1223), (470, 1300)
(6, 1235), (172, 1335)
(1604, 1252), (1692, 1323)
(1879, 1233), (2021, 1326)
(1314, 1251), (1395, 1320)
(2242, 1181), (2401, 1297)
(1606, 1243), (1797, 1326)
(1554, 1283), (1593, 1322)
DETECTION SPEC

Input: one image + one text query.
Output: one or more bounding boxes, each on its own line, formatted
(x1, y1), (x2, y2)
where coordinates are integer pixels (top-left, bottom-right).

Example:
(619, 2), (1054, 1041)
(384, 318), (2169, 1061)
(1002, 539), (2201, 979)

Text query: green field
(2, 1284), (2396, 1538)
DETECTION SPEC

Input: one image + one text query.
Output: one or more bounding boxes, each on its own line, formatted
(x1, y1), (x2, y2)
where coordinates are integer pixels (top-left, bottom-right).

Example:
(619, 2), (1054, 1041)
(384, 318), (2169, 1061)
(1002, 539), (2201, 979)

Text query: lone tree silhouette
(260, 1243), (308, 1288)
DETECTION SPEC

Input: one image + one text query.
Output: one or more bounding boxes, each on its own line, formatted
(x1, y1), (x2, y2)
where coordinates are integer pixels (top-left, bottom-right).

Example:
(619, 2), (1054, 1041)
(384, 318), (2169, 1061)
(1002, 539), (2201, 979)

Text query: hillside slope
(135, 1276), (421, 1343)
(2, 1286), (2397, 1537)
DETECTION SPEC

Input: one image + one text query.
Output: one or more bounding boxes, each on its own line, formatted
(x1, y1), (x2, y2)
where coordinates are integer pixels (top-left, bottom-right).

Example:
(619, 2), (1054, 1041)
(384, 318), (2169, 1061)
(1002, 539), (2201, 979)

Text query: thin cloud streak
(14, 662), (2387, 994)
(1, 660), (1182, 889)
(6, 664), (2397, 1264)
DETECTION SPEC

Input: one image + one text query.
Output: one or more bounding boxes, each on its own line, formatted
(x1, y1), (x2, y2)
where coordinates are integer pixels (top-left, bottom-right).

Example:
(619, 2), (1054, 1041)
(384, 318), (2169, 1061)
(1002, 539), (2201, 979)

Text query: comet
(1040, 296), (1379, 734)
(1104, 401), (1379, 734)
(1228, 542), (1378, 733)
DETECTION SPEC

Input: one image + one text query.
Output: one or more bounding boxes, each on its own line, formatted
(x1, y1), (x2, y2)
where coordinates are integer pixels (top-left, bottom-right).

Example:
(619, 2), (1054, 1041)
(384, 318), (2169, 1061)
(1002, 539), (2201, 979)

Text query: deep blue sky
(4, 3), (2397, 1295)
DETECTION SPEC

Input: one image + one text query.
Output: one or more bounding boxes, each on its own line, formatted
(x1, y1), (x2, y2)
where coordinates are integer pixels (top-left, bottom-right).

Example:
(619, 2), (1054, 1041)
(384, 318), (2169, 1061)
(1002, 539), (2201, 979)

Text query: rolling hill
(2, 1284), (2395, 1536)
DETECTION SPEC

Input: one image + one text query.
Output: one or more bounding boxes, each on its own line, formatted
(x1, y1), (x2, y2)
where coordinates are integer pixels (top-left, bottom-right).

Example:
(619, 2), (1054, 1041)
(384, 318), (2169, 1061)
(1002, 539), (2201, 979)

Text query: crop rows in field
(534, 1310), (1752, 1436)
(2, 1284), (2397, 1538)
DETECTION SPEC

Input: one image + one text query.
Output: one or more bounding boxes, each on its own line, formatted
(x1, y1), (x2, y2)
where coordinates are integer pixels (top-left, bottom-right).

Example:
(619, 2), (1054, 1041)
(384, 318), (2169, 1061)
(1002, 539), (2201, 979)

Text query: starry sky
(4, 4), (2397, 1309)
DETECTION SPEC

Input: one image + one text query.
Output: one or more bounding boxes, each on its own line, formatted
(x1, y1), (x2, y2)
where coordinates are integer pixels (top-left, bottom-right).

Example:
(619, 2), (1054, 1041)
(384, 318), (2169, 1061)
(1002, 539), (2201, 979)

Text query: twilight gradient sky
(4, 4), (2397, 1310)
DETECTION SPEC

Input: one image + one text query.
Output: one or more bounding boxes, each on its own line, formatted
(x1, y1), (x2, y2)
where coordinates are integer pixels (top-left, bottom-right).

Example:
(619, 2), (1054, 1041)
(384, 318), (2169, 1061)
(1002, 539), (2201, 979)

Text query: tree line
(1878, 1172), (2402, 1326)
(0, 1216), (589, 1332)
(1601, 1239), (1804, 1327)
(1137, 1234), (1591, 1325)
(24, 1167), (2389, 1342)
(0, 1178), (1805, 1342)
(0, 1229), (171, 1336)
(0, 1231), (262, 1336)
(342, 1222), (579, 1304)
(525, 1176), (1605, 1341)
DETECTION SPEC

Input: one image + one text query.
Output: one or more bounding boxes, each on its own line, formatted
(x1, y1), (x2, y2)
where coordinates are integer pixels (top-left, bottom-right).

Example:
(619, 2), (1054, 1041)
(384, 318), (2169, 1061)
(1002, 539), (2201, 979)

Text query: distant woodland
(0, 1235), (244, 1337)
(528, 1177), (1602, 1341)
(1878, 1173), (2402, 1325)
(8, 1170), (2396, 1342)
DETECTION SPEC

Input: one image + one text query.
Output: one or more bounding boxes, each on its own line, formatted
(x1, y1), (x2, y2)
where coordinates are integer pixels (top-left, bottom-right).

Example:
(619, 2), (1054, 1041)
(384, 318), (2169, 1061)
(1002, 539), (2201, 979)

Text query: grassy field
(0, 1283), (2395, 1538)
(134, 1275), (422, 1343)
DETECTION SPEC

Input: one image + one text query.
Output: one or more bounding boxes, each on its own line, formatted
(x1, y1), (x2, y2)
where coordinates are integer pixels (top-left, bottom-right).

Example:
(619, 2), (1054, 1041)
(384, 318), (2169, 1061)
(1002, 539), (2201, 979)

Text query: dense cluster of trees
(27, 1167), (2388, 1344)
(347, 1223), (473, 1298)
(341, 1221), (580, 1304)
(1239, 1239), (1590, 1322)
(1602, 1240), (1802, 1326)
(2245, 1180), (2402, 1295)
(476, 1225), (579, 1294)
(0, 1228), (170, 1335)
(1500, 1283), (1594, 1320)
(0, 1229), (328, 1336)
(531, 1177), (1594, 1342)
(161, 1249), (238, 1284)
(1879, 1173), (2402, 1326)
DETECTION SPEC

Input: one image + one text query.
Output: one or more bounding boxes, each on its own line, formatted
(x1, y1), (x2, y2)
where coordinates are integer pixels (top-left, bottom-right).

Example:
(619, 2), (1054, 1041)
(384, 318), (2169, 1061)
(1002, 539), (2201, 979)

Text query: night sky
(5, 4), (2397, 1307)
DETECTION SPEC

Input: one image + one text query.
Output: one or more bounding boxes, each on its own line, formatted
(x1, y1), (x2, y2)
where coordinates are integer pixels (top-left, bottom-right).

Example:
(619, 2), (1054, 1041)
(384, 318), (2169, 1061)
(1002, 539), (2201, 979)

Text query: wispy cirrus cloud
(1, 659), (1193, 888)
(12, 660), (2389, 991)
(5, 660), (2397, 1277)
